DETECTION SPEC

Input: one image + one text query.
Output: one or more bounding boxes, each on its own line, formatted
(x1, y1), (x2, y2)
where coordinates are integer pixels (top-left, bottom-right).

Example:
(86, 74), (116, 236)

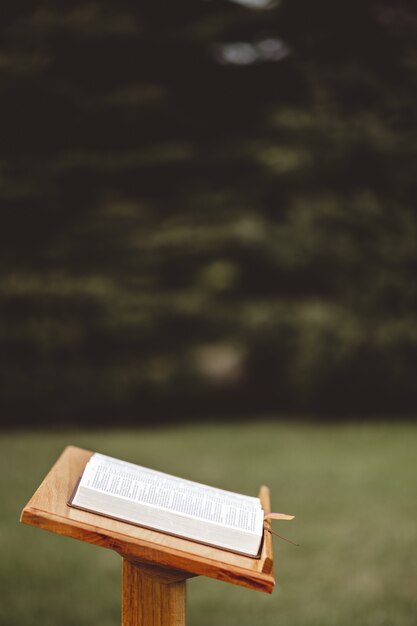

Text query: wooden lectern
(20, 446), (275, 625)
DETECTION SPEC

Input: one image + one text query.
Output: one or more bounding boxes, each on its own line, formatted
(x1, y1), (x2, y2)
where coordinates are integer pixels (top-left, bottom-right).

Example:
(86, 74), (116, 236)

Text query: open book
(69, 453), (265, 557)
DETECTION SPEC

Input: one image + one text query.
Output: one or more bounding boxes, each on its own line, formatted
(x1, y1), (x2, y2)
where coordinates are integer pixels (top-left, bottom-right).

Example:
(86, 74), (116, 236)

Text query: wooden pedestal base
(122, 559), (192, 626)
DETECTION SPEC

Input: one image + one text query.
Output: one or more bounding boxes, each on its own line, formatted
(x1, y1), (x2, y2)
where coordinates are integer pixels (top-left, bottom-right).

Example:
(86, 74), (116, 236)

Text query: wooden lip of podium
(20, 446), (275, 625)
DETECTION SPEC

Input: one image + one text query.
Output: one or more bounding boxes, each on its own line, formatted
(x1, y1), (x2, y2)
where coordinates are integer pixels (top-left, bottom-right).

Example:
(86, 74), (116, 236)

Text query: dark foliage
(1, 0), (416, 424)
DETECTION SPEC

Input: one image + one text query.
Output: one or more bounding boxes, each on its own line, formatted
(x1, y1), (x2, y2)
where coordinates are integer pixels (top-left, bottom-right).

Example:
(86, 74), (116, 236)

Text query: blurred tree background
(1, 0), (416, 424)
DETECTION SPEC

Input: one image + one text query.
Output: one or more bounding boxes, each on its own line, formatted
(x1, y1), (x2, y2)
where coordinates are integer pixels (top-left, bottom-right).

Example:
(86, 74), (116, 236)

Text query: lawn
(1, 422), (416, 626)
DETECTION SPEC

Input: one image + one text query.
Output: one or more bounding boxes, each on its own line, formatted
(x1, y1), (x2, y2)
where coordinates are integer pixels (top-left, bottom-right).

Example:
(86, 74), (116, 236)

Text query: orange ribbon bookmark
(264, 512), (295, 521)
(264, 512), (299, 546)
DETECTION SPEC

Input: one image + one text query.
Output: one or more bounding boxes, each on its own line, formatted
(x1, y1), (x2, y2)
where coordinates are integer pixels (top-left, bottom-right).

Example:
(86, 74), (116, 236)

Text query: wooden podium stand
(20, 446), (275, 625)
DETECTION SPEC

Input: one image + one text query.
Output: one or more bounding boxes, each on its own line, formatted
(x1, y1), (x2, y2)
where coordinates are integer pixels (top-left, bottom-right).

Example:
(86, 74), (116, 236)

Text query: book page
(79, 453), (262, 533)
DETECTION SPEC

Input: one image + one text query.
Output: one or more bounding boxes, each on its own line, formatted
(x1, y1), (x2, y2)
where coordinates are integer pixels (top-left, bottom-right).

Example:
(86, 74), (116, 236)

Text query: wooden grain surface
(122, 559), (186, 626)
(259, 485), (274, 576)
(20, 446), (274, 593)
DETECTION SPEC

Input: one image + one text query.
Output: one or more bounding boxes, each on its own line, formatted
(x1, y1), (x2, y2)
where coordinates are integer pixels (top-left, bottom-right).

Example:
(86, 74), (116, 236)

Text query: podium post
(122, 559), (191, 626)
(21, 446), (275, 625)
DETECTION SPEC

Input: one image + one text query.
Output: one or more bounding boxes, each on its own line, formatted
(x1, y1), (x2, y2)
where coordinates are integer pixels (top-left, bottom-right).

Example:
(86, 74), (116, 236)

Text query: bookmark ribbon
(264, 525), (300, 546)
(264, 512), (299, 546)
(264, 512), (295, 521)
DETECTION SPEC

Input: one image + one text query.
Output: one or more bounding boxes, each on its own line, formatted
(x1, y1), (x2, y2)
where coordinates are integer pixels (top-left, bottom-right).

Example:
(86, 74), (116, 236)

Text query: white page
(92, 453), (260, 505)
(79, 453), (262, 533)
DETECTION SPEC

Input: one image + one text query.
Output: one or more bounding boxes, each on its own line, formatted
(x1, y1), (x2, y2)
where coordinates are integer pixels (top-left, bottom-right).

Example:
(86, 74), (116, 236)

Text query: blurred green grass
(1, 422), (416, 626)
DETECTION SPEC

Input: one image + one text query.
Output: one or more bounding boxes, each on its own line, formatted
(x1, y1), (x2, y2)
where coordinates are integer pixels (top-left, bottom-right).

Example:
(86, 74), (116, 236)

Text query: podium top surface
(20, 446), (275, 593)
